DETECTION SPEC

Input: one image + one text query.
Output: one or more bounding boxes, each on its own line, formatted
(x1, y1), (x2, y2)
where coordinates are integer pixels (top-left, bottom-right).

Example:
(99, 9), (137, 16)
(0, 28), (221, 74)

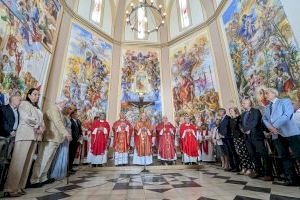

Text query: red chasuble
(90, 120), (110, 155)
(112, 119), (133, 153)
(156, 122), (176, 160)
(134, 120), (152, 156)
(179, 123), (199, 157)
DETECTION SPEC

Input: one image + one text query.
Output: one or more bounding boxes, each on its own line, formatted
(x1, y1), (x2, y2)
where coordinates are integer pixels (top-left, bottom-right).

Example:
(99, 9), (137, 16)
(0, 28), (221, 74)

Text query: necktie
(243, 111), (249, 127)
(269, 102), (273, 116)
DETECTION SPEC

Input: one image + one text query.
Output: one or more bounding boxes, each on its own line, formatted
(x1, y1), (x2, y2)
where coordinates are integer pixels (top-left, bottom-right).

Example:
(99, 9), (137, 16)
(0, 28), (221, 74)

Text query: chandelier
(126, 0), (167, 35)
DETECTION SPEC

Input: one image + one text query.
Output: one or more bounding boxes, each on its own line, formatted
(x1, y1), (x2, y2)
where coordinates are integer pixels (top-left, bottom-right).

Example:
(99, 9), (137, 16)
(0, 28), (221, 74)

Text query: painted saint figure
(156, 116), (177, 165)
(112, 113), (133, 166)
(180, 115), (199, 164)
(87, 113), (110, 166)
(133, 113), (153, 165)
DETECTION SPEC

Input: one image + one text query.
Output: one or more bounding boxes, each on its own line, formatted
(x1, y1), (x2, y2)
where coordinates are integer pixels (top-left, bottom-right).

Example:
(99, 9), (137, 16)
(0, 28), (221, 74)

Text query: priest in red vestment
(156, 116), (177, 165)
(112, 113), (133, 166)
(180, 115), (199, 164)
(87, 113), (110, 166)
(133, 113), (153, 165)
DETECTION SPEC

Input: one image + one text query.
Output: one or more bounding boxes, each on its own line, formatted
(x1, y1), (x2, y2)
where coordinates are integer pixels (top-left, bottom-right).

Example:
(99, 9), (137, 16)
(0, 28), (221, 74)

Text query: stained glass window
(178, 0), (190, 28)
(91, 0), (102, 24)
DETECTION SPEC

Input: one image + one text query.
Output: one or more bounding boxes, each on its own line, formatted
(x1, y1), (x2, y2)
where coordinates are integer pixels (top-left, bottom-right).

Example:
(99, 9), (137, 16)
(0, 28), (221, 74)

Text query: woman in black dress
(229, 107), (254, 175)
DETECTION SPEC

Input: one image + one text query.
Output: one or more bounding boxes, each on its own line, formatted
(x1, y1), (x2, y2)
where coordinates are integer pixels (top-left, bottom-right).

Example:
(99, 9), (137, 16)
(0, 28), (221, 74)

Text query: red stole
(180, 123), (199, 157)
(90, 120), (110, 155)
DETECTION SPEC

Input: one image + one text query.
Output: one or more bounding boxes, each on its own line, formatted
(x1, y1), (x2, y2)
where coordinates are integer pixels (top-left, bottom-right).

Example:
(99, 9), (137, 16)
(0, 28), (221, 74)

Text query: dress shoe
(69, 169), (76, 173)
(249, 172), (260, 179)
(4, 192), (22, 197)
(231, 168), (240, 172)
(273, 180), (298, 186)
(42, 178), (55, 185)
(29, 182), (43, 188)
(261, 176), (273, 181)
(19, 189), (26, 195)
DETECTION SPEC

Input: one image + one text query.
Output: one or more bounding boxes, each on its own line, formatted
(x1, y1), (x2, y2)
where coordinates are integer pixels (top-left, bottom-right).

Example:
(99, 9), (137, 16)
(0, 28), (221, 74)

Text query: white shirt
(292, 108), (300, 129)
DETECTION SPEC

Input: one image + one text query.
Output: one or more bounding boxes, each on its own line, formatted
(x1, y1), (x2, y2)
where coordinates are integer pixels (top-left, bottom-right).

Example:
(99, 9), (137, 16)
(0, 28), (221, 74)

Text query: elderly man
(0, 93), (21, 189)
(240, 98), (272, 181)
(0, 93), (21, 155)
(30, 98), (71, 187)
(156, 116), (176, 165)
(112, 113), (133, 166)
(263, 88), (300, 186)
(179, 114), (199, 164)
(133, 113), (153, 165)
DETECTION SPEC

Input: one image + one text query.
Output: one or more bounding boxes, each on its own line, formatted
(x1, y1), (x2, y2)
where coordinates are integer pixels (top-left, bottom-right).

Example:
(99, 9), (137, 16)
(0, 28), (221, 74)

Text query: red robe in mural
(90, 120), (110, 155)
(156, 122), (176, 160)
(180, 123), (199, 157)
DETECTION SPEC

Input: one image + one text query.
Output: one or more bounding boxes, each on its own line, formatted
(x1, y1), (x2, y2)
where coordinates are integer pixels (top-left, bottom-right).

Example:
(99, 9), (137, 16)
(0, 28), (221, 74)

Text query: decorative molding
(61, 0), (228, 47)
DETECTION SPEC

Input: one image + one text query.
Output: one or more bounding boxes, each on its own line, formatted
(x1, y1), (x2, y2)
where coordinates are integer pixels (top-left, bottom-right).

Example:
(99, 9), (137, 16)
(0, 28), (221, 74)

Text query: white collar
(271, 98), (278, 104)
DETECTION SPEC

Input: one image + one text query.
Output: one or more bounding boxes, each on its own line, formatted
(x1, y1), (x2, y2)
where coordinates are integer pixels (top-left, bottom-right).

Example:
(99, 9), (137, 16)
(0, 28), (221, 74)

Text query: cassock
(133, 120), (153, 165)
(199, 129), (215, 162)
(180, 123), (199, 163)
(87, 120), (110, 164)
(156, 122), (177, 161)
(112, 119), (133, 165)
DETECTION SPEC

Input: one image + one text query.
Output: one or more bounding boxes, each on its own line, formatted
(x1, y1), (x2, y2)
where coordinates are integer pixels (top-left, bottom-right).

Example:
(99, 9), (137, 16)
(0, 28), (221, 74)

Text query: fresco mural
(120, 49), (162, 125)
(0, 2), (51, 106)
(1, 0), (62, 51)
(222, 0), (300, 106)
(60, 23), (112, 124)
(170, 33), (220, 127)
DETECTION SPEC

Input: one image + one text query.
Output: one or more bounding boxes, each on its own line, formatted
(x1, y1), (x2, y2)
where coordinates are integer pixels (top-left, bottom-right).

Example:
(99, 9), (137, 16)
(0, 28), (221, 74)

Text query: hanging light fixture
(125, 0), (166, 35)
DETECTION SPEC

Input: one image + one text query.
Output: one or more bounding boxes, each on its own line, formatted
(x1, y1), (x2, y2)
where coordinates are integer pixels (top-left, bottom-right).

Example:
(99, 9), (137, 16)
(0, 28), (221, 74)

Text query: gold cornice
(61, 0), (228, 48)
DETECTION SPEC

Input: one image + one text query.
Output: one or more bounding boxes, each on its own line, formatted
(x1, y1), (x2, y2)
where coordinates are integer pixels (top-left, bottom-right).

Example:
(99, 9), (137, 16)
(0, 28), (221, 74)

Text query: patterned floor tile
(36, 192), (71, 200)
(243, 185), (271, 193)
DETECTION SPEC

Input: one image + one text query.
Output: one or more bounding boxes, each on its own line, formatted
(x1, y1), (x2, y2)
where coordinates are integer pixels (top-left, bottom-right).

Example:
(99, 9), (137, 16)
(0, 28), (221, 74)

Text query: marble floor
(3, 165), (300, 200)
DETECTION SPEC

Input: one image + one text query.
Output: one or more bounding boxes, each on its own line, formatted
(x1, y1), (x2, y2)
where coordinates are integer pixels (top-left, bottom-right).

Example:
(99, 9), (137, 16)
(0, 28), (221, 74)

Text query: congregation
(0, 87), (300, 198)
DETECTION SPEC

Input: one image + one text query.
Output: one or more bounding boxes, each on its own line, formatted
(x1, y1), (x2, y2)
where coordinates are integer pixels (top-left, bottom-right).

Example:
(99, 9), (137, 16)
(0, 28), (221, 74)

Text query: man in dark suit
(0, 94), (21, 138)
(218, 108), (239, 172)
(240, 98), (272, 181)
(0, 94), (21, 188)
(69, 109), (82, 173)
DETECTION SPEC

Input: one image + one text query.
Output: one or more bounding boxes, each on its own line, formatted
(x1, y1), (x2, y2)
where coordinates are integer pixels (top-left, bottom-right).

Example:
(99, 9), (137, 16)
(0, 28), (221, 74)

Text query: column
(106, 0), (126, 125)
(158, 0), (175, 123)
(201, 0), (239, 109)
(43, 0), (78, 110)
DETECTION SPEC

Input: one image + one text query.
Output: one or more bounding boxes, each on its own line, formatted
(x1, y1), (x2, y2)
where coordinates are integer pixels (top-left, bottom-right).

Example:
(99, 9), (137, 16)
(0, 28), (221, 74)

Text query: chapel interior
(0, 0), (300, 199)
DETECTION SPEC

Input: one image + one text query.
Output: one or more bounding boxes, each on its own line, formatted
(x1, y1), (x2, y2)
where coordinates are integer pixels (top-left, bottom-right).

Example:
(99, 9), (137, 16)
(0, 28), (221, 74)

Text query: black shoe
(29, 182), (43, 188)
(42, 178), (55, 185)
(273, 180), (298, 186)
(69, 169), (76, 173)
(231, 168), (239, 172)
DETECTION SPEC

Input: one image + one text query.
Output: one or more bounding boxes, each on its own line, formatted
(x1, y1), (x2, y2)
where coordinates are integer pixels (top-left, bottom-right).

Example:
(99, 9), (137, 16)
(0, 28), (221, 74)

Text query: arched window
(90, 0), (103, 24)
(137, 7), (146, 39)
(178, 0), (191, 29)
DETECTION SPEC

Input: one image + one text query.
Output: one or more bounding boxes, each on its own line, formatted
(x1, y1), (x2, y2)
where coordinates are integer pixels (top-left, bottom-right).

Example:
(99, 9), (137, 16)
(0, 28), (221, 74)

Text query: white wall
(169, 0), (205, 39)
(281, 0), (300, 46)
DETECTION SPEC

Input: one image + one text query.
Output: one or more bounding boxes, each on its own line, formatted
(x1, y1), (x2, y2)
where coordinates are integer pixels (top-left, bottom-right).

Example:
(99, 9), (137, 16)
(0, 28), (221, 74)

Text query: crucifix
(128, 92), (155, 114)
